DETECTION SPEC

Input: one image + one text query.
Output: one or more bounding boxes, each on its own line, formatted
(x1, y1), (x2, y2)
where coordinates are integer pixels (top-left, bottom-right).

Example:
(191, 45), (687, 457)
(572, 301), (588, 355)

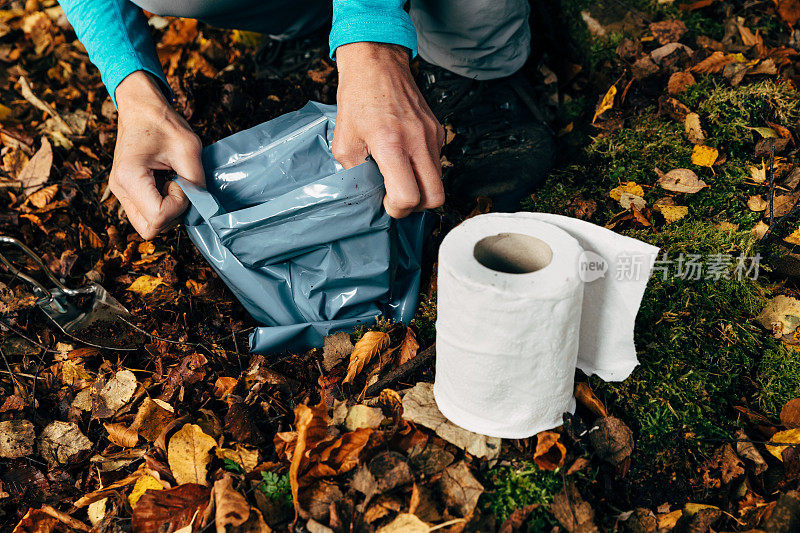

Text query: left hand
(333, 42), (445, 218)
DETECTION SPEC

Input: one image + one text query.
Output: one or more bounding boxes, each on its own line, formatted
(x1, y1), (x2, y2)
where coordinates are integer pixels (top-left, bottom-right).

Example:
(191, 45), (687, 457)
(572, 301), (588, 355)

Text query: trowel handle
(0, 236), (75, 297)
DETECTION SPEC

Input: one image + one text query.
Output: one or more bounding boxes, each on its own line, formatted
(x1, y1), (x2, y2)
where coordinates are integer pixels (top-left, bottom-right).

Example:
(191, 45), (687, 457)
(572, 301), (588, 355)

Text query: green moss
(411, 292), (437, 346)
(481, 463), (563, 528)
(757, 344), (800, 415)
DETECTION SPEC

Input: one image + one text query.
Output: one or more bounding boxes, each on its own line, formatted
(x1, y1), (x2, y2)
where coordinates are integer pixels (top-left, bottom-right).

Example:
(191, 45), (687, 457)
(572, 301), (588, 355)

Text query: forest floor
(1, 0), (800, 531)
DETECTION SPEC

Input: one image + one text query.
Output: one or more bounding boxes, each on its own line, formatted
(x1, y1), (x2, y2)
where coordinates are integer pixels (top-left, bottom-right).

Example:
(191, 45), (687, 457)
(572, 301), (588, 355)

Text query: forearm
(58, 0), (168, 107)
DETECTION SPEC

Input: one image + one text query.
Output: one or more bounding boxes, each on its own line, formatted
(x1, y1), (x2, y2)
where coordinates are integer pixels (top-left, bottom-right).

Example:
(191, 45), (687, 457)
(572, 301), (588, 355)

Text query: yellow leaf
(231, 29), (262, 47)
(786, 227), (800, 246)
(127, 275), (165, 296)
(62, 359), (91, 385)
(691, 145), (718, 168)
(167, 423), (216, 486)
(684, 503), (719, 516)
(0, 104), (12, 121)
(747, 195), (767, 212)
(658, 205), (689, 223)
(609, 181), (644, 202)
(748, 163), (766, 183)
(658, 510), (683, 529)
(128, 475), (163, 508)
(343, 331), (390, 384)
(215, 445), (259, 473)
(766, 428), (800, 460)
(26, 183), (58, 208)
(592, 85), (617, 124)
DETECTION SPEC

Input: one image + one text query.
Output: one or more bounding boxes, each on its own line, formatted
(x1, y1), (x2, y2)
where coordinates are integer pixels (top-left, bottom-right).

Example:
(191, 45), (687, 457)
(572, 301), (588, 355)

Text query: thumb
(169, 137), (206, 188)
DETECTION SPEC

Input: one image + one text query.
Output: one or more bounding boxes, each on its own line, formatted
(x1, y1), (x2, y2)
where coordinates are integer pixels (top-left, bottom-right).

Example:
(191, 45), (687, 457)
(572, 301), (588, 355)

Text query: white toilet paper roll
(434, 213), (659, 438)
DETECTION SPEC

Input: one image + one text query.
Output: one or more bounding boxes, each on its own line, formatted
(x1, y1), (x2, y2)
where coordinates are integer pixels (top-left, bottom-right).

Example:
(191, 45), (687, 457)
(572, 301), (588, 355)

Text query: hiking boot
(415, 61), (556, 212)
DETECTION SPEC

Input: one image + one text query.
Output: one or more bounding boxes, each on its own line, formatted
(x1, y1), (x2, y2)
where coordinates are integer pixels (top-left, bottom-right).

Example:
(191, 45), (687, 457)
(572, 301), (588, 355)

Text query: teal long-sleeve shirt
(58, 0), (418, 107)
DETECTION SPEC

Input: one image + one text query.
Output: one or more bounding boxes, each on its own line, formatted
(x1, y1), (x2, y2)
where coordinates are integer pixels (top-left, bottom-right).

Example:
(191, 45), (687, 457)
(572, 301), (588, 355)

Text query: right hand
(110, 71), (205, 240)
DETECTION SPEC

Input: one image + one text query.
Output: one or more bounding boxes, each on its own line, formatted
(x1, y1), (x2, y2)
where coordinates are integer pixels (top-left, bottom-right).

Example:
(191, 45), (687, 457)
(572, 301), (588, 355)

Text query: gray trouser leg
(131, 0), (330, 40)
(409, 0), (531, 80)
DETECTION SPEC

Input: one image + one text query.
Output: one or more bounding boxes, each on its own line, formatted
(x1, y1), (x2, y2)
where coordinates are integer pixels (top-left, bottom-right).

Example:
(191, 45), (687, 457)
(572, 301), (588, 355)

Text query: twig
(41, 505), (91, 532)
(363, 344), (435, 397)
(0, 317), (57, 355)
(17, 77), (73, 135)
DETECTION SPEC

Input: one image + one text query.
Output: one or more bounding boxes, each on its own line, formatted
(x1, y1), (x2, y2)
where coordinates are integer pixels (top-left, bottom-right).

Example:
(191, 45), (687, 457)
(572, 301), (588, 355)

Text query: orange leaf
(397, 327), (419, 366)
(289, 404), (316, 519)
(690, 51), (734, 74)
(592, 85), (617, 124)
(343, 331), (390, 384)
(213, 377), (238, 400)
(533, 431), (567, 470)
(26, 183), (58, 208)
(104, 422), (139, 448)
(575, 382), (608, 418)
(79, 223), (103, 248)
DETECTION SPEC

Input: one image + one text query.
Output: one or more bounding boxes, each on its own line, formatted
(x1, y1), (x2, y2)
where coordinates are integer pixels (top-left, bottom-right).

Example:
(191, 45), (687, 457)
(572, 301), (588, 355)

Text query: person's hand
(333, 42), (445, 218)
(110, 71), (205, 240)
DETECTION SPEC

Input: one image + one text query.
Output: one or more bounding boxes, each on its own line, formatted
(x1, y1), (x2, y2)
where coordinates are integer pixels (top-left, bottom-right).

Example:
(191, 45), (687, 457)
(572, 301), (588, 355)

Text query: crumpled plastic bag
(176, 102), (427, 354)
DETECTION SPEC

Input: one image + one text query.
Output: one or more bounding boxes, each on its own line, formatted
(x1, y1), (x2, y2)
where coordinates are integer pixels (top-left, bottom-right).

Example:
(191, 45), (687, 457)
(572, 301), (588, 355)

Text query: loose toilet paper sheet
(434, 213), (659, 439)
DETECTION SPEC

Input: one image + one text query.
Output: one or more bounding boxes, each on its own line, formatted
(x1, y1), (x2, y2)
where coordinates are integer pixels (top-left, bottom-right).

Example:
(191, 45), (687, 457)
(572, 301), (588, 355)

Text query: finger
(116, 169), (187, 239)
(332, 128), (369, 169)
(409, 143), (444, 210)
(370, 140), (420, 218)
(169, 136), (205, 187)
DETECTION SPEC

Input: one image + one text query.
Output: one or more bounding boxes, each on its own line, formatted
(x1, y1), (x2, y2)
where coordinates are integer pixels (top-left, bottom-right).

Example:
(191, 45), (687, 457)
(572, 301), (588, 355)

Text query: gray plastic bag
(176, 102), (427, 354)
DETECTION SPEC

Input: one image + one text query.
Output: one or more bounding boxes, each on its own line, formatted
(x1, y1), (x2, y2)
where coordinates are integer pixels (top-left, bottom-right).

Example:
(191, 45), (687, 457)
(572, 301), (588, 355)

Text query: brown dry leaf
(777, 0), (800, 26)
(26, 183), (57, 208)
(684, 112), (705, 144)
(752, 220), (769, 240)
(749, 163), (767, 184)
(781, 398), (800, 428)
(213, 376), (238, 400)
(533, 431), (567, 470)
(101, 369), (137, 412)
(690, 51), (734, 73)
(306, 427), (374, 478)
(0, 419), (34, 459)
(649, 19), (687, 44)
(748, 195), (768, 212)
(214, 473), (250, 532)
(397, 327), (419, 366)
(691, 145), (718, 167)
(322, 331), (353, 372)
(131, 483), (211, 533)
(575, 382), (607, 417)
(551, 483), (599, 533)
(39, 420), (92, 468)
(12, 509), (58, 533)
(439, 461), (484, 517)
(307, 61), (334, 84)
(127, 275), (166, 296)
(343, 331), (390, 384)
(376, 514), (429, 533)
(3, 148), (29, 180)
(167, 423), (216, 486)
(289, 404), (316, 518)
(668, 71), (696, 94)
(656, 168), (708, 193)
(160, 18), (198, 46)
(130, 397), (174, 442)
(104, 422), (139, 448)
(20, 11), (53, 55)
(592, 85), (617, 124)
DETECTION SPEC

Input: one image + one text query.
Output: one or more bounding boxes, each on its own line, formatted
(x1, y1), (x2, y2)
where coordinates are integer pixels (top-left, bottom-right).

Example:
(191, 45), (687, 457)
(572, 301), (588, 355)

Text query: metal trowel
(0, 236), (148, 350)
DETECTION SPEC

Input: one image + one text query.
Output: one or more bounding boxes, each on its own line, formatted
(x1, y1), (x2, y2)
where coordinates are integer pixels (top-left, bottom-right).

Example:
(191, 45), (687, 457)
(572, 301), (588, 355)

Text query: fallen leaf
(16, 136), (50, 191)
(130, 397), (174, 441)
(659, 205), (689, 222)
(534, 431), (567, 470)
(100, 369), (137, 411)
(345, 404), (385, 431)
(748, 195), (768, 212)
(38, 420), (92, 468)
(343, 331), (390, 384)
(104, 422), (139, 448)
(397, 327), (419, 366)
(691, 145), (719, 167)
(656, 168), (708, 193)
(402, 382), (501, 460)
(26, 183), (57, 208)
(213, 376), (238, 400)
(767, 428), (800, 460)
(592, 85), (617, 124)
(749, 126), (779, 138)
(214, 473), (251, 531)
(87, 498), (107, 527)
(735, 429), (767, 474)
(757, 295), (800, 337)
(785, 227), (800, 246)
(499, 504), (540, 533)
(322, 331), (353, 372)
(127, 275), (166, 296)
(129, 474), (164, 508)
(777, 0), (800, 26)
(690, 51), (735, 73)
(668, 71), (696, 94)
(0, 419), (34, 458)
(782, 399), (800, 428)
(649, 19), (687, 44)
(752, 220), (770, 240)
(551, 482), (599, 533)
(376, 513), (429, 533)
(289, 404), (318, 518)
(439, 461), (484, 517)
(167, 423), (216, 486)
(589, 416), (634, 466)
(609, 181), (644, 202)
(79, 223), (103, 248)
(216, 444), (259, 473)
(131, 483), (211, 533)
(575, 382), (607, 417)
(684, 112), (705, 144)
(12, 509), (58, 533)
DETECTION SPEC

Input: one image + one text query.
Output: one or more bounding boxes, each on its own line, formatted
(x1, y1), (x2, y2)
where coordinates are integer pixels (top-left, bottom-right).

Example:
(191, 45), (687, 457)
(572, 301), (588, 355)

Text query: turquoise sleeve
(329, 0), (418, 58)
(58, 0), (169, 107)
